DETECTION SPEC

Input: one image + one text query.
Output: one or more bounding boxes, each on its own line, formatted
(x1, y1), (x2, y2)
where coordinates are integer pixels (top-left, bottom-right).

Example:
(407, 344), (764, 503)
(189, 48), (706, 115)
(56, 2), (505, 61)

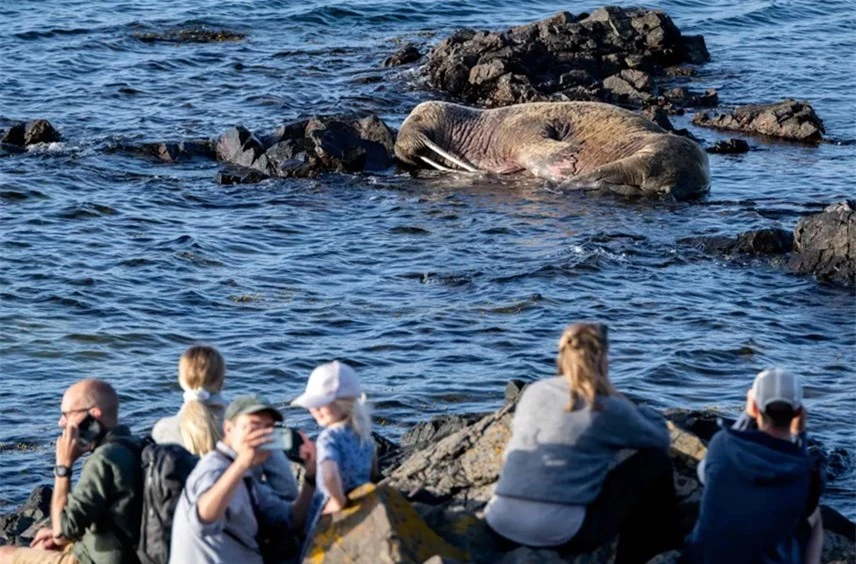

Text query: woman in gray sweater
(485, 323), (677, 563)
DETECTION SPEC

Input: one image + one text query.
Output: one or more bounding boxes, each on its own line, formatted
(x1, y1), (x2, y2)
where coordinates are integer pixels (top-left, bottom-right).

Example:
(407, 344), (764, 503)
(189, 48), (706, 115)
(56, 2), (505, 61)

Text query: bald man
(0, 379), (142, 564)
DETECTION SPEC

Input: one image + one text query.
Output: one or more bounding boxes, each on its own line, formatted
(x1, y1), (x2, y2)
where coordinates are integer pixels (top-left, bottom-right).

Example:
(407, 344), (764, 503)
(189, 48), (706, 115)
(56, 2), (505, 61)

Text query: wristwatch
(54, 465), (72, 479)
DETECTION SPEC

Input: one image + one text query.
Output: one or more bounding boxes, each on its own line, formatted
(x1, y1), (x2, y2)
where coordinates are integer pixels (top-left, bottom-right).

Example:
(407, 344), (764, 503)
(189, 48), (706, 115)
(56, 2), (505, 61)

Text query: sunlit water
(1, 0), (854, 518)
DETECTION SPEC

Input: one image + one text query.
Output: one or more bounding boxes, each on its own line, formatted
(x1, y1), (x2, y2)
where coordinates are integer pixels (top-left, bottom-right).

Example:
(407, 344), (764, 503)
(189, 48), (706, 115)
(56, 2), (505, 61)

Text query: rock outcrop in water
(0, 119), (60, 149)
(132, 27), (246, 43)
(414, 7), (711, 110)
(214, 114), (396, 183)
(679, 202), (855, 288)
(793, 200), (856, 286)
(693, 99), (825, 144)
(2, 384), (854, 561)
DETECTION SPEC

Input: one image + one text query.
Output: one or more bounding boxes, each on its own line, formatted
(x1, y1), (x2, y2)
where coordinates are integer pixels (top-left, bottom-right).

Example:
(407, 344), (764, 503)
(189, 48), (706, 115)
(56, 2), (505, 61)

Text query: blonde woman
(151, 344), (299, 500)
(485, 323), (677, 564)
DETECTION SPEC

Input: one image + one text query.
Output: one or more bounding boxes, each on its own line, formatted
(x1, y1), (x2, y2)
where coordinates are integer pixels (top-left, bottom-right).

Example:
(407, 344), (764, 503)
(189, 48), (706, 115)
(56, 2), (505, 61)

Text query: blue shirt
(169, 442), (293, 564)
(307, 424), (374, 532)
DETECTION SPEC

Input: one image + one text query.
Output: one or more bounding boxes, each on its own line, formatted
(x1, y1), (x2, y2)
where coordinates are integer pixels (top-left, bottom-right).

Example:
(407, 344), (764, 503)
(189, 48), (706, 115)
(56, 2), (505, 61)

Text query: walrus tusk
(420, 156), (457, 172)
(421, 138), (480, 173)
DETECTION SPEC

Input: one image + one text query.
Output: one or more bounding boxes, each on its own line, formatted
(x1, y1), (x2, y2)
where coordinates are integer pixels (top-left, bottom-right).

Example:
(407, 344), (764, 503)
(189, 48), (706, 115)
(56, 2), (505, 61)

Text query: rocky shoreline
(2, 381), (854, 562)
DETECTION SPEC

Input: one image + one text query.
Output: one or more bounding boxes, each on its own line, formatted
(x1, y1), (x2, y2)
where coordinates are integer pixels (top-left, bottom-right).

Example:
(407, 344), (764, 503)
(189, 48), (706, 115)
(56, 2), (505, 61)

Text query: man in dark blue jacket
(685, 368), (823, 563)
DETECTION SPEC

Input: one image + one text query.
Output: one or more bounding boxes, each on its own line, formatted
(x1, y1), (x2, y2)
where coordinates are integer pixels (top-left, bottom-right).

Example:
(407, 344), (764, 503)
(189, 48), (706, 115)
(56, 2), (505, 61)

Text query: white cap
(291, 360), (361, 409)
(752, 368), (802, 413)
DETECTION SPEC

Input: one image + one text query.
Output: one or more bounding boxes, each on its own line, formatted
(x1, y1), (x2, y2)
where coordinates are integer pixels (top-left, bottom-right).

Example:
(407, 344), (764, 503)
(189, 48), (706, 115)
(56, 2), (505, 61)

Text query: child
(291, 360), (375, 520)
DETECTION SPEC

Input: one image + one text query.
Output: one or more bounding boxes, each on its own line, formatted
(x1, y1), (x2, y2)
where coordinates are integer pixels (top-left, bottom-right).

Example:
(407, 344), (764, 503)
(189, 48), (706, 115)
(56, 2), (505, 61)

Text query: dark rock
(23, 120), (59, 145)
(133, 27), (245, 43)
(0, 123), (26, 146)
(792, 200), (856, 286)
(420, 7), (710, 108)
(305, 115), (396, 173)
(215, 126), (269, 173)
(693, 99), (825, 144)
(140, 139), (215, 163)
(504, 379), (528, 406)
(682, 35), (710, 64)
(735, 228), (794, 255)
(662, 87), (718, 108)
(0, 485), (51, 546)
(603, 70), (653, 106)
(382, 43), (422, 67)
(706, 138), (750, 154)
(372, 431), (404, 477)
(401, 414), (485, 451)
(664, 408), (732, 442)
(641, 106), (676, 131)
(679, 228), (793, 257)
(214, 166), (267, 185)
(265, 139), (313, 178)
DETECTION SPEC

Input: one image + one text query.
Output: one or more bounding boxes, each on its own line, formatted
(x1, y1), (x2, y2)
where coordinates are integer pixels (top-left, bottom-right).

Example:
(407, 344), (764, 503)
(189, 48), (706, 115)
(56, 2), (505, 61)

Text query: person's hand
(322, 497), (344, 515)
(56, 424), (86, 467)
(299, 432), (317, 477)
(234, 427), (273, 471)
(29, 527), (64, 550)
(791, 406), (806, 435)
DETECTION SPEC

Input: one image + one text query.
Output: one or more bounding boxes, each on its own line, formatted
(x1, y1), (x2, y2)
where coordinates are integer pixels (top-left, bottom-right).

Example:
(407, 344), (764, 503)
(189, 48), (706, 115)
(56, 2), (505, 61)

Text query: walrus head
(395, 101), (481, 172)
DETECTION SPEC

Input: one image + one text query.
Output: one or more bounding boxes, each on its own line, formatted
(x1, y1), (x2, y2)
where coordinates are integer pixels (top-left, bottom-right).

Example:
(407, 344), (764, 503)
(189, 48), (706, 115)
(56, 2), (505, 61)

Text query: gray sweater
(494, 377), (669, 505)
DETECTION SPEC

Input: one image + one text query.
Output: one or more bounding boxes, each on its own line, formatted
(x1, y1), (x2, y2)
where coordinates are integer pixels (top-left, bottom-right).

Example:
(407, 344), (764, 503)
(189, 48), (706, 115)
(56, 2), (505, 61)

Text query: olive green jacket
(59, 425), (142, 564)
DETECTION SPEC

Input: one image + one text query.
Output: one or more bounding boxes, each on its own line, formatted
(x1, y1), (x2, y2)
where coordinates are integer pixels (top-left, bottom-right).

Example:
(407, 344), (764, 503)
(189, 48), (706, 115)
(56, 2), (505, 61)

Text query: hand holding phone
(77, 414), (105, 450)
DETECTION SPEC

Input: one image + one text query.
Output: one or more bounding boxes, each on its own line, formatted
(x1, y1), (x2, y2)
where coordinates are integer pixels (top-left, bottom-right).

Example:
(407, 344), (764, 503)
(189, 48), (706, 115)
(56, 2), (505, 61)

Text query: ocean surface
(1, 0), (854, 518)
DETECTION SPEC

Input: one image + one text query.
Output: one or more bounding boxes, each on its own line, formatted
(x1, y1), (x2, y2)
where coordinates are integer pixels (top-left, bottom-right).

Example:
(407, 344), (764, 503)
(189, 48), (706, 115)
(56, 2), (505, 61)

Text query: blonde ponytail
(557, 323), (614, 411)
(179, 399), (222, 455)
(177, 344), (226, 455)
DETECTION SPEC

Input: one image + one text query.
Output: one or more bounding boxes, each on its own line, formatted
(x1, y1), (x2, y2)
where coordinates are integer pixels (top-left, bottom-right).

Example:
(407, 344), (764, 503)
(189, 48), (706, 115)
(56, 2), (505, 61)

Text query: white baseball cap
(291, 360), (362, 409)
(752, 368), (802, 413)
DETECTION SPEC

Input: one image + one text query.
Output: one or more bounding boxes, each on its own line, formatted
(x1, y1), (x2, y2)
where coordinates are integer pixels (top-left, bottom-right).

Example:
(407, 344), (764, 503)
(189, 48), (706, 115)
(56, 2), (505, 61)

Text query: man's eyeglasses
(60, 406), (94, 419)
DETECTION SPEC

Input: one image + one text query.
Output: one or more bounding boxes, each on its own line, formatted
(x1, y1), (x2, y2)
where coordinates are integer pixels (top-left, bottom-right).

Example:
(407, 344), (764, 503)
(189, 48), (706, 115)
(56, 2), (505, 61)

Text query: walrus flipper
(516, 140), (584, 182)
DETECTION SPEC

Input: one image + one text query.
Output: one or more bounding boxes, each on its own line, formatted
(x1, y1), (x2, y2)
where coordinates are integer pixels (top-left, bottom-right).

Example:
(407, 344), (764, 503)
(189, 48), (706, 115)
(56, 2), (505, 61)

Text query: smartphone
(261, 424), (290, 452)
(261, 425), (305, 461)
(284, 428), (305, 463)
(76, 414), (104, 449)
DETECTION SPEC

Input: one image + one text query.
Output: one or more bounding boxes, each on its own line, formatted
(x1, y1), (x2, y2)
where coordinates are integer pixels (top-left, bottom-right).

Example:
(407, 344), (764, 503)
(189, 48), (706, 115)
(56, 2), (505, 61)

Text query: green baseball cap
(224, 394), (284, 422)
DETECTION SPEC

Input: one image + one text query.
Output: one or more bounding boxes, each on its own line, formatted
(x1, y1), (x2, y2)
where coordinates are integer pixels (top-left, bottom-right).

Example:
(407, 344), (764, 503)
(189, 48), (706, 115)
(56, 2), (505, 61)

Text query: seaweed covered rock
(303, 483), (465, 563)
(693, 99), (825, 144)
(421, 7), (710, 108)
(793, 200), (855, 286)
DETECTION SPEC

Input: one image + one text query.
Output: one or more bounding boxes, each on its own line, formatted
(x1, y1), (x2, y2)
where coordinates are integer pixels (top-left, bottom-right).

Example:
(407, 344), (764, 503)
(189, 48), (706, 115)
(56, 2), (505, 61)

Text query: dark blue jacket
(684, 424), (815, 563)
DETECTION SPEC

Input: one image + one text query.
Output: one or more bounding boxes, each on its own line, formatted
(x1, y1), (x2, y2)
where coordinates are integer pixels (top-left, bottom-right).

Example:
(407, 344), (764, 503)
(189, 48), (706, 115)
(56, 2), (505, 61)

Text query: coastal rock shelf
(3, 383), (854, 562)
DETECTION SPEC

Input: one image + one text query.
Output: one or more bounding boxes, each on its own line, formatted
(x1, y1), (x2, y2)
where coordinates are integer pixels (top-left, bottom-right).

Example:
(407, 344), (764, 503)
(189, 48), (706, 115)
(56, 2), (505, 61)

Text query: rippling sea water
(1, 0), (854, 517)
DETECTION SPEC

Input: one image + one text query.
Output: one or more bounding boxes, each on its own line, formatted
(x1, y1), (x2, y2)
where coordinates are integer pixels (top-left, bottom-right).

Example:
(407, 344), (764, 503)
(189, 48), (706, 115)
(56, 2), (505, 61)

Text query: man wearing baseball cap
(684, 368), (824, 563)
(170, 395), (317, 564)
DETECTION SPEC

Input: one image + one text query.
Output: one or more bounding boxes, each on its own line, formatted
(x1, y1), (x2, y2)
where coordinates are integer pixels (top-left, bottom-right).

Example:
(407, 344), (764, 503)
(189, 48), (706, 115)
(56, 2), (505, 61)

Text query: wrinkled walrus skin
(395, 101), (711, 200)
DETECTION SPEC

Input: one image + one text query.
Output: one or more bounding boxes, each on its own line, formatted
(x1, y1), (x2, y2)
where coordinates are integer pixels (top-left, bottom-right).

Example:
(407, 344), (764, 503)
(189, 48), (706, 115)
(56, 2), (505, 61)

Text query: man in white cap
(685, 368), (824, 563)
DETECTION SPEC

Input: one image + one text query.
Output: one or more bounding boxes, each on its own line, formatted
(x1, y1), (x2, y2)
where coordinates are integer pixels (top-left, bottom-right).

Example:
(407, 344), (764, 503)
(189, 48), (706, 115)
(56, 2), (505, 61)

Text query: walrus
(395, 101), (711, 200)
